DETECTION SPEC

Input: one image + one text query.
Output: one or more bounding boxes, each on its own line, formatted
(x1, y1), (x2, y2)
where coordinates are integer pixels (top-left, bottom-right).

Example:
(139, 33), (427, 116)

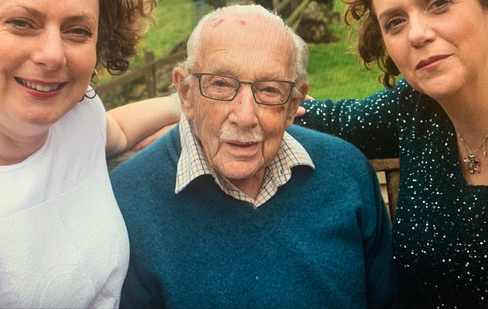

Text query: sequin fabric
(294, 79), (488, 308)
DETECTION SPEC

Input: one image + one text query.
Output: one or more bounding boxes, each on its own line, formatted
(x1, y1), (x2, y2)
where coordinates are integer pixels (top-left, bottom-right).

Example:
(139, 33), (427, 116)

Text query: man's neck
(228, 169), (266, 200)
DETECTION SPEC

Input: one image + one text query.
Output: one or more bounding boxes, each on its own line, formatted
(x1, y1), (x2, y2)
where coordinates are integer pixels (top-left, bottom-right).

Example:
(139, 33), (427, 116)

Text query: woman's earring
(83, 69), (99, 100)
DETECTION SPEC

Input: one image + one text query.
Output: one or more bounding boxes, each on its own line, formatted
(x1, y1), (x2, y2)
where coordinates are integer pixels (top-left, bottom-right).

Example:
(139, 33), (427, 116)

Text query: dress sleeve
(294, 81), (409, 159)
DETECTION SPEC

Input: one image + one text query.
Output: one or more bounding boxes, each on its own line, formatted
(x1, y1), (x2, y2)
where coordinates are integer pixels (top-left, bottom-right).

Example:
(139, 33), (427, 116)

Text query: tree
(200, 0), (227, 9)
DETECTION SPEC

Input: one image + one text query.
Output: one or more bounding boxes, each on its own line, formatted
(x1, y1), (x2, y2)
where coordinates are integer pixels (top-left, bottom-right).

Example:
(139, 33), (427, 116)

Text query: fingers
(295, 106), (306, 117)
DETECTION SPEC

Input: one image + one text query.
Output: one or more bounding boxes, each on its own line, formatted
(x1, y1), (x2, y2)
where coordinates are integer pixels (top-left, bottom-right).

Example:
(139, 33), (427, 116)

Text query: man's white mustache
(220, 123), (264, 143)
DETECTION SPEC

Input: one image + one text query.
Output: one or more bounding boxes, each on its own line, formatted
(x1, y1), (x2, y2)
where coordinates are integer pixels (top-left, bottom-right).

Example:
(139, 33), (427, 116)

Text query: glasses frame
(191, 72), (296, 106)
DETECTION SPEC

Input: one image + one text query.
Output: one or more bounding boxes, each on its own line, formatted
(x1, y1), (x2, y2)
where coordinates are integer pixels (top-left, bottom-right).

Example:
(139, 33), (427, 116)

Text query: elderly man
(111, 5), (397, 308)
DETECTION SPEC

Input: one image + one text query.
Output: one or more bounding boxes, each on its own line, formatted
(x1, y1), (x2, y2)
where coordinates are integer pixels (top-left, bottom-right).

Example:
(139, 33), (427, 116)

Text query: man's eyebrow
(207, 68), (236, 77)
(204, 68), (284, 81)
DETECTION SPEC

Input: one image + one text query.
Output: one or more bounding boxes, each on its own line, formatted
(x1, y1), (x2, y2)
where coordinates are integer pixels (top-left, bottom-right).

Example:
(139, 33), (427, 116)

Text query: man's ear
(173, 67), (195, 120)
(285, 82), (309, 127)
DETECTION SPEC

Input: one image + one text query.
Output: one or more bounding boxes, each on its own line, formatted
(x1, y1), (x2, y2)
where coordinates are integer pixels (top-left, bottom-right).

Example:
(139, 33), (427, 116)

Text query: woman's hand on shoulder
(295, 95), (314, 117)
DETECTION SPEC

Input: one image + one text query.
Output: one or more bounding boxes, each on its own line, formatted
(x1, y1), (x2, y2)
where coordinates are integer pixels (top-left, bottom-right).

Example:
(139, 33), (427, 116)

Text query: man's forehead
(196, 46), (293, 80)
(195, 14), (294, 78)
(201, 13), (289, 43)
(206, 13), (253, 28)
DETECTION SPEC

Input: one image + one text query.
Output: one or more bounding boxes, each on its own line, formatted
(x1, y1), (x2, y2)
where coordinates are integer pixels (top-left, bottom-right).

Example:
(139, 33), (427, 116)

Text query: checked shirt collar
(175, 114), (314, 208)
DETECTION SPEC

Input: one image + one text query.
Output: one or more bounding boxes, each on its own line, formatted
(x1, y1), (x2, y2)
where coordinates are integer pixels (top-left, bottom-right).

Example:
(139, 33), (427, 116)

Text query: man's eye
(213, 80), (228, 87)
(262, 87), (279, 94)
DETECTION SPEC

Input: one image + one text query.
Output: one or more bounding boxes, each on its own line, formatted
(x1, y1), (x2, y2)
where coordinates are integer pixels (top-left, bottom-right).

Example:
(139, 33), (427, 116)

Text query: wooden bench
(107, 150), (139, 172)
(370, 158), (400, 222)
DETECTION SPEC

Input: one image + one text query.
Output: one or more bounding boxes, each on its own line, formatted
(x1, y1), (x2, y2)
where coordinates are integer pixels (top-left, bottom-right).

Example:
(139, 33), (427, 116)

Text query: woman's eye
(430, 0), (451, 11)
(69, 27), (92, 37)
(431, 0), (450, 9)
(385, 17), (405, 33)
(7, 19), (30, 29)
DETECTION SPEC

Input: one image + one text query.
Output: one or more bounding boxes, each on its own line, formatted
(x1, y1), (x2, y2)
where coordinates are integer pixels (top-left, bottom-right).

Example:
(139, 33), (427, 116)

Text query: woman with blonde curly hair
(295, 0), (488, 307)
(0, 0), (175, 307)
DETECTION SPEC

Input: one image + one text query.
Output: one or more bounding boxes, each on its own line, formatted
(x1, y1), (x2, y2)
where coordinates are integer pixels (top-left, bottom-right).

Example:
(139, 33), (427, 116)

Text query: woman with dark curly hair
(0, 0), (176, 307)
(295, 0), (488, 307)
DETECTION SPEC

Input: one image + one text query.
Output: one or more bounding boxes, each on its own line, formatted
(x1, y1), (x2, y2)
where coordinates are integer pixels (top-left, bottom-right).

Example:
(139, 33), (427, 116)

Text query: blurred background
(99, 0), (386, 110)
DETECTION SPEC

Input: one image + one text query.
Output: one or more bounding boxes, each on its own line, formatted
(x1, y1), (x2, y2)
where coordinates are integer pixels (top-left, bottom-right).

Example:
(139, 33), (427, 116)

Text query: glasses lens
(200, 75), (239, 100)
(253, 81), (291, 105)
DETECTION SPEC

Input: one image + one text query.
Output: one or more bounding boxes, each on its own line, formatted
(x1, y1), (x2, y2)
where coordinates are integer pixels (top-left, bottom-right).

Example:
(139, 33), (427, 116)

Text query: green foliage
(101, 0), (388, 106)
(99, 0), (193, 85)
(140, 0), (194, 59)
(306, 34), (385, 100)
(99, 0), (194, 107)
(306, 1), (385, 100)
(127, 0), (194, 68)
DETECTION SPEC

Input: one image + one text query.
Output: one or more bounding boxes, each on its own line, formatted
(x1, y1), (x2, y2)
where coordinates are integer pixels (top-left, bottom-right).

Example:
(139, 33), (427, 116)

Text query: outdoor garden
(99, 0), (387, 109)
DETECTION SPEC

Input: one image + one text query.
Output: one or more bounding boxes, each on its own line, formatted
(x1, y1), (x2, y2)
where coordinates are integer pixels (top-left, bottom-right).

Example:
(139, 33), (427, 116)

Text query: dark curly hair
(96, 0), (157, 76)
(343, 0), (488, 88)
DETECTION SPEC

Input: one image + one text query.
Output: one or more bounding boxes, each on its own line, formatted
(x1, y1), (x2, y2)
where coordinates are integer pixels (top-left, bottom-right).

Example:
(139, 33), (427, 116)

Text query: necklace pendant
(463, 154), (481, 174)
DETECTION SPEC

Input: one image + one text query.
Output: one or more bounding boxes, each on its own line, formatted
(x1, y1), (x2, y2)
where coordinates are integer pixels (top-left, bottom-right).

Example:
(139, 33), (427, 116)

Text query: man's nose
(229, 83), (259, 129)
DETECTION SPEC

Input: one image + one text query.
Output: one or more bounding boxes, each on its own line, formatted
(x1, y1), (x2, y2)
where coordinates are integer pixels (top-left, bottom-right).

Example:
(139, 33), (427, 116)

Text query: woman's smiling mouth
(415, 55), (450, 71)
(15, 77), (67, 92)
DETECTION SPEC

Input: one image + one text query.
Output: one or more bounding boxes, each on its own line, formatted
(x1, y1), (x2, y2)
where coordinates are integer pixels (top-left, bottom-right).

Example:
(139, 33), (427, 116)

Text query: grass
(129, 0), (194, 67)
(99, 0), (194, 86)
(101, 0), (387, 103)
(305, 1), (385, 100)
(307, 39), (384, 100)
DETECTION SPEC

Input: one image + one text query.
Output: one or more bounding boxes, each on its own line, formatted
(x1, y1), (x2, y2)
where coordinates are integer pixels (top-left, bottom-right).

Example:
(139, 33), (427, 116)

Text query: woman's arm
(294, 82), (407, 159)
(105, 95), (180, 157)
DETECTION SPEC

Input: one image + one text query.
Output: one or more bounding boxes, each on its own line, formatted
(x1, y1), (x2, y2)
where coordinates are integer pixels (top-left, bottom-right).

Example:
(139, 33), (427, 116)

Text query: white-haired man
(111, 5), (398, 308)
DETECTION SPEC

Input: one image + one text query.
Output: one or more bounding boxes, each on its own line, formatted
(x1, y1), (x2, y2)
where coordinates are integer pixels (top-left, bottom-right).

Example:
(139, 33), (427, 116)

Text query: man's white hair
(180, 4), (309, 85)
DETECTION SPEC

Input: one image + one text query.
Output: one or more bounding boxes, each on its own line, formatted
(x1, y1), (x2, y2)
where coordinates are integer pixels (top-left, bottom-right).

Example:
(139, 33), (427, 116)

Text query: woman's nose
(408, 14), (436, 48)
(30, 28), (67, 70)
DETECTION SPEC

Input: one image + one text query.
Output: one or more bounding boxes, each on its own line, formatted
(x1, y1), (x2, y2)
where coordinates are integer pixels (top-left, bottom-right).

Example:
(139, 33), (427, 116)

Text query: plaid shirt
(175, 115), (315, 208)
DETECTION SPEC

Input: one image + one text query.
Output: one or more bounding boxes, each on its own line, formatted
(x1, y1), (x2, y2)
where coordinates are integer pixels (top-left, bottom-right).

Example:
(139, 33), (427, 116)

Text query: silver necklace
(457, 133), (488, 174)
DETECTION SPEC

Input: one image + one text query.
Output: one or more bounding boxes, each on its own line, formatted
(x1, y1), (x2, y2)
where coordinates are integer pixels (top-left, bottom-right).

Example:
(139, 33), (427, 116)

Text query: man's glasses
(192, 73), (295, 106)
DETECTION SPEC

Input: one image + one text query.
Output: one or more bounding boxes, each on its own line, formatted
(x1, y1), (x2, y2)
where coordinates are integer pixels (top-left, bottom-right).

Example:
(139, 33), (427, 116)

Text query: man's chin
(219, 165), (264, 183)
(221, 170), (255, 182)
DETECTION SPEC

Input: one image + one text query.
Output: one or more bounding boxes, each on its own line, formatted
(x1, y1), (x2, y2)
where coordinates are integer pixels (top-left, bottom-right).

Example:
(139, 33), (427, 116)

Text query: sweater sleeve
(120, 258), (165, 309)
(361, 163), (399, 309)
(291, 126), (399, 308)
(294, 80), (412, 159)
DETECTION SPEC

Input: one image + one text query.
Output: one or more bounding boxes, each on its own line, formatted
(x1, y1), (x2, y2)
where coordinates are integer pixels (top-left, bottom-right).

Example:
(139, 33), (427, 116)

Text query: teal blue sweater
(111, 125), (398, 309)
